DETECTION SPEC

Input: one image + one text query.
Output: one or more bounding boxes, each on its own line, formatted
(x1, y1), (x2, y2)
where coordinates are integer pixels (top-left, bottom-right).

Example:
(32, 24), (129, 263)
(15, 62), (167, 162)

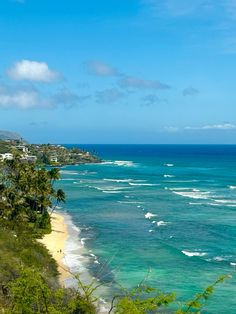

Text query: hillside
(0, 130), (23, 141)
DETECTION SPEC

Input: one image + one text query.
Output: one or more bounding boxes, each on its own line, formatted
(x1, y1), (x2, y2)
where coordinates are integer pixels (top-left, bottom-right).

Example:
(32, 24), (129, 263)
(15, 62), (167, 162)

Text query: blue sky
(0, 0), (236, 143)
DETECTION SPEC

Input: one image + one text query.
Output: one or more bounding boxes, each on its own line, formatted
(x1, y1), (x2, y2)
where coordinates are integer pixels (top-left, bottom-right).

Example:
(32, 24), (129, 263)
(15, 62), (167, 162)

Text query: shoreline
(38, 212), (72, 285)
(40, 211), (110, 313)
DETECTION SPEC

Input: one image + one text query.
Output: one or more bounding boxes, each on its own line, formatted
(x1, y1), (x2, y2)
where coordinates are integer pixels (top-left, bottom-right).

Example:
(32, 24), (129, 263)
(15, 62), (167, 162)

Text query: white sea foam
(214, 256), (226, 262)
(157, 221), (168, 227)
(229, 185), (236, 189)
(103, 186), (130, 191)
(61, 170), (78, 175)
(78, 171), (97, 175)
(102, 190), (122, 194)
(164, 163), (174, 167)
(101, 160), (135, 167)
(129, 182), (160, 186)
(94, 260), (100, 264)
(151, 220), (156, 224)
(182, 250), (207, 257)
(166, 180), (199, 183)
(169, 187), (199, 191)
(145, 212), (157, 219)
(81, 238), (89, 246)
(214, 199), (236, 204)
(104, 178), (145, 183)
(163, 174), (175, 178)
(118, 201), (144, 205)
(173, 190), (211, 199)
(230, 262), (236, 266)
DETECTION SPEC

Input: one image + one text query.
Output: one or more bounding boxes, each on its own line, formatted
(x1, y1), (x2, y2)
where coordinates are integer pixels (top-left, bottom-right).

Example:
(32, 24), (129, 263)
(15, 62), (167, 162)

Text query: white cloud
(86, 61), (119, 77)
(0, 84), (86, 109)
(185, 123), (236, 130)
(164, 123), (236, 132)
(8, 60), (60, 82)
(0, 85), (40, 109)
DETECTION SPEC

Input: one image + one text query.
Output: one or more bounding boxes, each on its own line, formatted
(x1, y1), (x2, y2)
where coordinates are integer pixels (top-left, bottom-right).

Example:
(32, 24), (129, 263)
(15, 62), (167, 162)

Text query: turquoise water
(58, 145), (236, 313)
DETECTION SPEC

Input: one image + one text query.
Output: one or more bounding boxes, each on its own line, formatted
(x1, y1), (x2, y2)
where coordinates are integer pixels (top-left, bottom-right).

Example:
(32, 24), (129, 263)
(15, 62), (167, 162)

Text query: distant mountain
(0, 130), (23, 141)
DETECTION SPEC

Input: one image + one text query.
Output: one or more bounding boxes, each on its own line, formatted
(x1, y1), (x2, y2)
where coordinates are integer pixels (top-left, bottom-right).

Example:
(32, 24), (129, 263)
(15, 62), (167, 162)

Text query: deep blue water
(58, 145), (236, 313)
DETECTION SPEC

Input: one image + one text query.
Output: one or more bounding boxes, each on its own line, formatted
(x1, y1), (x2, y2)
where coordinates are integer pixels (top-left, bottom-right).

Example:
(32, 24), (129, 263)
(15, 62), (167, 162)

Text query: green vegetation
(0, 139), (101, 166)
(29, 144), (101, 166)
(0, 157), (231, 313)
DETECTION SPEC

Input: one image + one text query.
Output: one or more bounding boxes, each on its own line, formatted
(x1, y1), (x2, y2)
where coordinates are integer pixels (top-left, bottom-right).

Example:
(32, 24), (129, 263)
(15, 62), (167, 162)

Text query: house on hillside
(15, 145), (28, 153)
(50, 156), (58, 163)
(0, 153), (14, 160)
(26, 155), (37, 162)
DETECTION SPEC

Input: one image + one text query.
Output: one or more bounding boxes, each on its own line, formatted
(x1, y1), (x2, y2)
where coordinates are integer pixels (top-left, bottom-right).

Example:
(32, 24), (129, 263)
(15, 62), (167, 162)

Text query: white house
(0, 153), (14, 160)
(50, 156), (58, 163)
(15, 145), (28, 153)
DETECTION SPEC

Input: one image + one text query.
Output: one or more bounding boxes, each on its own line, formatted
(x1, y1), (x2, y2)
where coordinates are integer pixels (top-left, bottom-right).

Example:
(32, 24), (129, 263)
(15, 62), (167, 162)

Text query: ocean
(57, 145), (236, 313)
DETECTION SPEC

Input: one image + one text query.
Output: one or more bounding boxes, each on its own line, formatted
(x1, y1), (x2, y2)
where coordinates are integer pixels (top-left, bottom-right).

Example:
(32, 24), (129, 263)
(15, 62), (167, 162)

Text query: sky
(0, 0), (236, 143)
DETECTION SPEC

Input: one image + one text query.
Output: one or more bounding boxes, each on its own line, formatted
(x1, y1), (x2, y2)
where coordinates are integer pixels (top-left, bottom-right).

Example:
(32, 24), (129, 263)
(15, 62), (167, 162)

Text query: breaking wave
(101, 160), (135, 167)
(145, 212), (157, 219)
(182, 250), (207, 257)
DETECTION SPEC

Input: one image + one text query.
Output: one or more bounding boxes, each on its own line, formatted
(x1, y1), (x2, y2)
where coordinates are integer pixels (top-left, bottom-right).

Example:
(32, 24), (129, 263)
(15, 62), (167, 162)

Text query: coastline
(38, 212), (72, 285)
(39, 211), (110, 313)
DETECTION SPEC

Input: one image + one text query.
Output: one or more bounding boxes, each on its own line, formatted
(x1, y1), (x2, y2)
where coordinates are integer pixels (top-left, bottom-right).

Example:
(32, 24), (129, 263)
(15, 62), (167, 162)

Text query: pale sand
(39, 212), (72, 285)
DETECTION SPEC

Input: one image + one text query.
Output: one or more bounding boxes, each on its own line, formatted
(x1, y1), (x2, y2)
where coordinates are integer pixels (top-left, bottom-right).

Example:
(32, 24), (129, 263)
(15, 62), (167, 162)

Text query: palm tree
(50, 189), (65, 216)
(48, 168), (60, 186)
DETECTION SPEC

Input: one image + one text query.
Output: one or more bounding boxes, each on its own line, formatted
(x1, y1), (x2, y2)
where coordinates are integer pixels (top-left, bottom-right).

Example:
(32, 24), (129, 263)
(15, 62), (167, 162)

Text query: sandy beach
(39, 212), (72, 284)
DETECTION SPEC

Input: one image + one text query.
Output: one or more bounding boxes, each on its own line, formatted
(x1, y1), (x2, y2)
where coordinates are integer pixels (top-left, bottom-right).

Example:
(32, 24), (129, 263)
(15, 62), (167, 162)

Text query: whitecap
(214, 256), (225, 262)
(117, 201), (144, 204)
(101, 160), (135, 167)
(149, 229), (154, 233)
(61, 170), (78, 175)
(230, 262), (236, 266)
(164, 163), (174, 167)
(81, 238), (88, 246)
(229, 186), (236, 189)
(129, 183), (160, 186)
(169, 187), (199, 191)
(145, 212), (157, 219)
(166, 180), (199, 183)
(182, 250), (207, 257)
(173, 190), (211, 199)
(104, 178), (145, 183)
(214, 199), (236, 204)
(163, 174), (175, 178)
(102, 190), (122, 194)
(157, 221), (168, 227)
